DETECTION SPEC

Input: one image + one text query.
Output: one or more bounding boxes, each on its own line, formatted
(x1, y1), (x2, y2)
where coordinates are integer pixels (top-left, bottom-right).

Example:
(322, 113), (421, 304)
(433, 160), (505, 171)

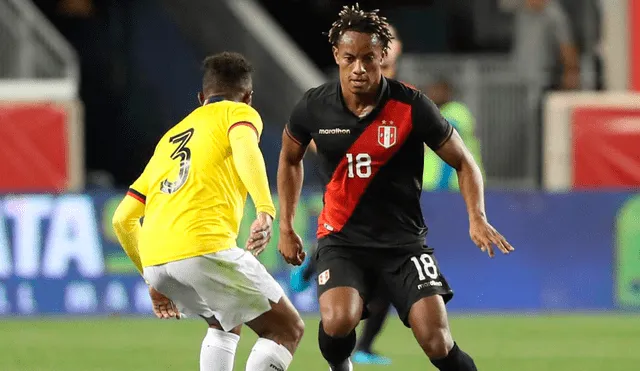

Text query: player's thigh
(143, 264), (214, 318)
(315, 247), (367, 334)
(381, 248), (454, 328)
(168, 248), (285, 332)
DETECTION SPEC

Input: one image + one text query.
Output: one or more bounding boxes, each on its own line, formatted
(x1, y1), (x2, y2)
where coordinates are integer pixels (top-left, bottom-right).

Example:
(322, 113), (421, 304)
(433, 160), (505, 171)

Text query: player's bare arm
(276, 128), (307, 266)
(435, 130), (514, 257)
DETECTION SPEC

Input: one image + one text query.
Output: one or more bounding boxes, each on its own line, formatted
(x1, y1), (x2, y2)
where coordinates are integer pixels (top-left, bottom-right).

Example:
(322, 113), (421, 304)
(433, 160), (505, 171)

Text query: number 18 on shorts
(388, 250), (454, 326)
(411, 253), (442, 288)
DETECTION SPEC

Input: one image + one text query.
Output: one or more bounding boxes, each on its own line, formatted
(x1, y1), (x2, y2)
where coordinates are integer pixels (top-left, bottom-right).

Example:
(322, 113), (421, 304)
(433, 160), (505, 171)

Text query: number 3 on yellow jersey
(160, 128), (194, 194)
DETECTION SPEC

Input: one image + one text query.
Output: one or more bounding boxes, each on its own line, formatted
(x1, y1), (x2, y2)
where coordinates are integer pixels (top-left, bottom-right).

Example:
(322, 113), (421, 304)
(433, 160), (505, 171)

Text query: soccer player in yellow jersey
(112, 52), (303, 371)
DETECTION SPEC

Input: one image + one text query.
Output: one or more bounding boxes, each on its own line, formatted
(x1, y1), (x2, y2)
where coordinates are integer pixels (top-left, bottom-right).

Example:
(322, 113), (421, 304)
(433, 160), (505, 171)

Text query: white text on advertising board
(0, 195), (104, 278)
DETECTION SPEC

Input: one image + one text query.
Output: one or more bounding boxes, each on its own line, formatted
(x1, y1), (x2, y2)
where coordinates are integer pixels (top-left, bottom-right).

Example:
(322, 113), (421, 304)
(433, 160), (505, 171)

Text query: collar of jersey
(203, 96), (226, 105)
(338, 76), (389, 120)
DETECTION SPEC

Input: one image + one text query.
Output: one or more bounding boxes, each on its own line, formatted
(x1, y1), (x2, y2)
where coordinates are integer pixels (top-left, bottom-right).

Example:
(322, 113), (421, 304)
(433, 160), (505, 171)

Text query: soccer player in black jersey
(277, 5), (514, 371)
(288, 22), (404, 366)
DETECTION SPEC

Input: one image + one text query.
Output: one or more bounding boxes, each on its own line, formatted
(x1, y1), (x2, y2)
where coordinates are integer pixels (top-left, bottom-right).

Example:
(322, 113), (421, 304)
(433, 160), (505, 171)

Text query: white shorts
(143, 248), (284, 332)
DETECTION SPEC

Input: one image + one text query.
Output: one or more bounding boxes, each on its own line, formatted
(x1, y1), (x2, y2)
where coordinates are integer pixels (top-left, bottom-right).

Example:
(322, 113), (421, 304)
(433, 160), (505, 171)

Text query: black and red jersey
(285, 78), (453, 249)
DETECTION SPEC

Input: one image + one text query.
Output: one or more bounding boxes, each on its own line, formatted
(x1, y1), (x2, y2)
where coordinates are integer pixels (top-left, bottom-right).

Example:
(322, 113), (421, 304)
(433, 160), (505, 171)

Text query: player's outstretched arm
(435, 130), (514, 257)
(229, 124), (276, 255)
(277, 129), (307, 265)
(112, 195), (145, 274)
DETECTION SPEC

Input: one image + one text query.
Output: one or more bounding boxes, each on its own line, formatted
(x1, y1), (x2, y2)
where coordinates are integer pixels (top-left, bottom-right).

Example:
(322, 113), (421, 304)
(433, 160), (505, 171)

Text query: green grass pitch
(1, 314), (638, 370)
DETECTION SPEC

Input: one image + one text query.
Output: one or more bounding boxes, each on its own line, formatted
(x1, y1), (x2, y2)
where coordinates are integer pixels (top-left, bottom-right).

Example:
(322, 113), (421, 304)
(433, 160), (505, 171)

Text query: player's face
(333, 31), (384, 95)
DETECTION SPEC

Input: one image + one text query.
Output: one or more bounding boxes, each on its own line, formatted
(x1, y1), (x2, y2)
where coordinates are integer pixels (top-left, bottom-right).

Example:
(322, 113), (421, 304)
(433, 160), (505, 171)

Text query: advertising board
(0, 101), (83, 192)
(0, 191), (638, 316)
(572, 107), (640, 188)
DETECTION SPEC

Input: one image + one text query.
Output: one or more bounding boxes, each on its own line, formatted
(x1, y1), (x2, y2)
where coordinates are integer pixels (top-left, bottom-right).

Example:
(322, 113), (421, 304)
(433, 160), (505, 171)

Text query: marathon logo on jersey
(418, 280), (443, 290)
(318, 269), (331, 285)
(378, 120), (397, 148)
(319, 128), (351, 135)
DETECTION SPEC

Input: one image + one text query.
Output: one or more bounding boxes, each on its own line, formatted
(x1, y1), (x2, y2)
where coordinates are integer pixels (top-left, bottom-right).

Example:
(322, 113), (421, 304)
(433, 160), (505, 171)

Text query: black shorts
(314, 244), (453, 328)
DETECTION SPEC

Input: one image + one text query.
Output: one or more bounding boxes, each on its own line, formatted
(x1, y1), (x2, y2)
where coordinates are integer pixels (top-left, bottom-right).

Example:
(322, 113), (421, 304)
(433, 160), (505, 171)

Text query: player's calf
(409, 296), (477, 371)
(415, 323), (454, 360)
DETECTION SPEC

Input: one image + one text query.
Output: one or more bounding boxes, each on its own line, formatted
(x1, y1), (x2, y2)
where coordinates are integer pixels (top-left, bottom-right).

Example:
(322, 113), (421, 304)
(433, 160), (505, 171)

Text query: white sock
(200, 328), (240, 371)
(245, 338), (293, 371)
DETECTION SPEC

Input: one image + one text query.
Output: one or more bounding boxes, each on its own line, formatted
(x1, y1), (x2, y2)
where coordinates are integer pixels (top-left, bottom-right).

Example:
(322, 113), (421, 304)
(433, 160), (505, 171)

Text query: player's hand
(148, 286), (180, 320)
(278, 228), (306, 266)
(469, 216), (514, 258)
(246, 212), (273, 256)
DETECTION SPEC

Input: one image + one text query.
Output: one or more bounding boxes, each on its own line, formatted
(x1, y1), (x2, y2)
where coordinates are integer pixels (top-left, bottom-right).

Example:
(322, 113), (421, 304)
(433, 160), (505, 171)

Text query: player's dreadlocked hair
(202, 52), (253, 95)
(327, 3), (394, 56)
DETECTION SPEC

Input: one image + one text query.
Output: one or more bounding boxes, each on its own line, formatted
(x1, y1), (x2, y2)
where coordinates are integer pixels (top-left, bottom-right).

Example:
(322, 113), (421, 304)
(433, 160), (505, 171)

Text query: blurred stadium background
(1, 0), (639, 370)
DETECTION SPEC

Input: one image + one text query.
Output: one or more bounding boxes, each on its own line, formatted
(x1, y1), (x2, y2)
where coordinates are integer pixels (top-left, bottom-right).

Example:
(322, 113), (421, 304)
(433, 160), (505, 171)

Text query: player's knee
(288, 316), (305, 344)
(273, 313), (305, 346)
(418, 327), (454, 360)
(321, 309), (359, 337)
(260, 314), (304, 352)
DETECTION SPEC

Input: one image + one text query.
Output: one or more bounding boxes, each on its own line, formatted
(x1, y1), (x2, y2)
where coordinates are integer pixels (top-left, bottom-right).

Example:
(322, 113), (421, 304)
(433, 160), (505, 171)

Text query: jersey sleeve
(227, 103), (263, 139)
(128, 169), (150, 204)
(413, 93), (454, 151)
(112, 196), (145, 274)
(228, 126), (276, 218)
(285, 97), (312, 146)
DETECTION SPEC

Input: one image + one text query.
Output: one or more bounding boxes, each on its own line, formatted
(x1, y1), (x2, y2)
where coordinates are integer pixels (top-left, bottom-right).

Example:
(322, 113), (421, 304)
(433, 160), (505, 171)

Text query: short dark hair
(327, 3), (394, 56)
(202, 52), (253, 96)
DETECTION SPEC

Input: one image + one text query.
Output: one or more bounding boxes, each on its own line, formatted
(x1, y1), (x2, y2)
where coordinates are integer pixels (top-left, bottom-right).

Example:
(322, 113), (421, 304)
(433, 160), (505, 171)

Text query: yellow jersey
(125, 98), (276, 268)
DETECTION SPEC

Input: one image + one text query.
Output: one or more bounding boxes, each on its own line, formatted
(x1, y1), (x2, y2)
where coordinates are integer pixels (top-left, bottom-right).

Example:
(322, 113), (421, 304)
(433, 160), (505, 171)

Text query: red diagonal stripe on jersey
(317, 100), (413, 238)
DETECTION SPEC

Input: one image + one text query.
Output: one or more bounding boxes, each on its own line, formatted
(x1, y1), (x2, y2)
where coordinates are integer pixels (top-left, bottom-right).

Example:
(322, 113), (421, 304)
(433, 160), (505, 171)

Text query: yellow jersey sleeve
(111, 168), (150, 275)
(112, 195), (145, 274)
(227, 103), (264, 139)
(227, 105), (275, 218)
(128, 169), (150, 202)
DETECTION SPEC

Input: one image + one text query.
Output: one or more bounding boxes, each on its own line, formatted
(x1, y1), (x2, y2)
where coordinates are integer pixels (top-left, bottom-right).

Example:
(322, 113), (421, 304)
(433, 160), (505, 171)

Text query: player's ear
(332, 46), (340, 65)
(243, 90), (253, 106)
(197, 92), (205, 106)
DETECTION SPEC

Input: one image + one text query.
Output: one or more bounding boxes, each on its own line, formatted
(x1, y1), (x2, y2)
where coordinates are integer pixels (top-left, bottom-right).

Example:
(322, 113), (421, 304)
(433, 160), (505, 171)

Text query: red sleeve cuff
(228, 121), (259, 138)
(127, 188), (146, 204)
(284, 125), (303, 145)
